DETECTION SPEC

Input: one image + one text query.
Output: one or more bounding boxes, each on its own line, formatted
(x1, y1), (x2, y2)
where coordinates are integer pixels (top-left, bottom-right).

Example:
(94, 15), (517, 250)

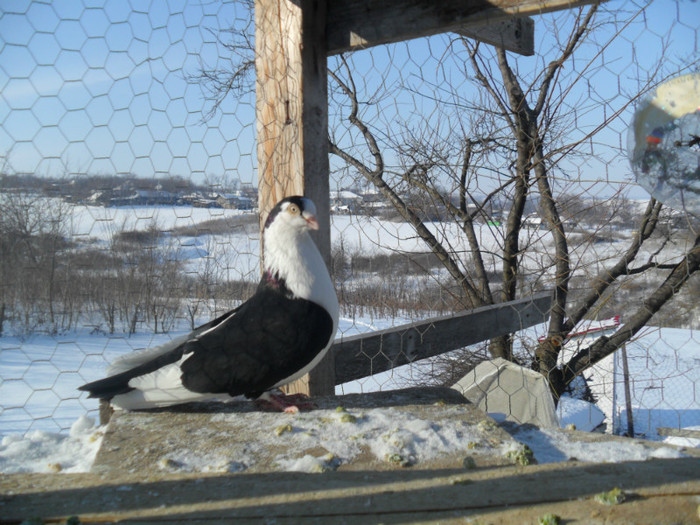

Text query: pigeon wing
(180, 286), (334, 397)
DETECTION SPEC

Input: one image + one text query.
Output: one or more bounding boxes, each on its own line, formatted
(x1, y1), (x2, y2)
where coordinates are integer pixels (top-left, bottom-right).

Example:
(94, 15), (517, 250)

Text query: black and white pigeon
(79, 196), (338, 412)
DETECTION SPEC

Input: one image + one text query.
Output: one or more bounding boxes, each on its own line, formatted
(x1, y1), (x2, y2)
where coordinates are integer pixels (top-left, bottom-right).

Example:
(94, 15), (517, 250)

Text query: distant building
(216, 194), (255, 210)
(108, 189), (179, 206)
(523, 214), (544, 229)
(330, 189), (363, 213)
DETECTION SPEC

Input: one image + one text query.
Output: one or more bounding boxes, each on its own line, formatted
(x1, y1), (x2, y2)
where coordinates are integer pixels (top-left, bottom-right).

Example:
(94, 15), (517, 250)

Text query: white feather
(263, 201), (339, 323)
(111, 355), (231, 409)
(106, 333), (192, 376)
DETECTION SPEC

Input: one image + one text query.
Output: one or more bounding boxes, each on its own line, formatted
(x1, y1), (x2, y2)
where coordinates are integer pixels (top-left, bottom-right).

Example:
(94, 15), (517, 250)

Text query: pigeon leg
(256, 391), (316, 413)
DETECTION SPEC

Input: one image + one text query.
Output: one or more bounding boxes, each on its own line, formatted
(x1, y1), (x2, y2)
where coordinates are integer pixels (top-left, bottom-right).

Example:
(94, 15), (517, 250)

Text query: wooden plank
(3, 459), (699, 523)
(255, 0), (334, 395)
(333, 292), (552, 385)
(90, 388), (513, 475)
(327, 0), (600, 56)
(657, 427), (700, 439)
(255, 0), (329, 220)
(456, 16), (535, 56)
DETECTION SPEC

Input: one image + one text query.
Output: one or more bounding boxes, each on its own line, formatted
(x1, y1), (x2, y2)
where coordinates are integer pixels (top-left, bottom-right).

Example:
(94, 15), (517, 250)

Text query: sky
(0, 0), (257, 186)
(0, 0), (698, 197)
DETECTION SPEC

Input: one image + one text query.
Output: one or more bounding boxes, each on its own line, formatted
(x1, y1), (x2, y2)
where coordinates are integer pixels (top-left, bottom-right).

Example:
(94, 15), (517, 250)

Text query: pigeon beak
(304, 213), (320, 230)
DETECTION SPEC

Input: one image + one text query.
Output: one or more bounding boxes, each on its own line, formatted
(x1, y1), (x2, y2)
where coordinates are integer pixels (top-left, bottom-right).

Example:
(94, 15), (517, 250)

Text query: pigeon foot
(256, 391), (316, 413)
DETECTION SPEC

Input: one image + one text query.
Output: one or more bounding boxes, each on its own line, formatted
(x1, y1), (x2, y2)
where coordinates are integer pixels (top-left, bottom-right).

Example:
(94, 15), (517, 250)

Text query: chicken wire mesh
(1, 0), (699, 442)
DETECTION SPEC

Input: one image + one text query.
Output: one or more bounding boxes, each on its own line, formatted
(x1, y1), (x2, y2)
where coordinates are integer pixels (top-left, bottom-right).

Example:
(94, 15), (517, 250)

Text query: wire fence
(1, 0), (699, 442)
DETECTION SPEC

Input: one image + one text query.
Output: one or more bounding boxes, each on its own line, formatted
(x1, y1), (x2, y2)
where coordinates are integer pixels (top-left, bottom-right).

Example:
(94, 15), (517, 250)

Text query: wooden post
(620, 343), (635, 437)
(255, 0), (334, 395)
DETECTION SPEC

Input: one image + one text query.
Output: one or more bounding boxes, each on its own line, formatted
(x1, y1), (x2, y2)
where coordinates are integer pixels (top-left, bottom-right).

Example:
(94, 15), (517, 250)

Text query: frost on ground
(507, 424), (687, 465)
(0, 415), (103, 474)
(150, 405), (510, 475)
(0, 404), (693, 475)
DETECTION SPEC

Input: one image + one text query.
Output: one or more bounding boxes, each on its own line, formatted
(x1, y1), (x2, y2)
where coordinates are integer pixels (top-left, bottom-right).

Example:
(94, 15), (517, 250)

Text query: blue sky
(0, 0), (257, 187)
(0, 0), (698, 198)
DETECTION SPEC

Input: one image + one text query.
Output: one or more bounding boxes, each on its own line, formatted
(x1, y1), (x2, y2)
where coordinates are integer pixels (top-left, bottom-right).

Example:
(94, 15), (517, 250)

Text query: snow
(557, 396), (605, 432)
(241, 406), (512, 473)
(0, 311), (697, 476)
(0, 355), (696, 475)
(662, 425), (700, 449)
(614, 327), (700, 439)
(69, 205), (245, 241)
(1, 404), (690, 475)
(507, 424), (686, 465)
(0, 415), (103, 473)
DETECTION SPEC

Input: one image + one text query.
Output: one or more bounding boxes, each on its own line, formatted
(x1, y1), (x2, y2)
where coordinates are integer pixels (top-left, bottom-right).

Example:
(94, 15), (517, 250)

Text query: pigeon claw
(256, 391), (316, 413)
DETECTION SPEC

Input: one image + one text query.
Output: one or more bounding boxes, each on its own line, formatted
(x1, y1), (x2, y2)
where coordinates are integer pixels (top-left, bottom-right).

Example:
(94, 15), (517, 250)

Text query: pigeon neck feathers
(262, 197), (339, 320)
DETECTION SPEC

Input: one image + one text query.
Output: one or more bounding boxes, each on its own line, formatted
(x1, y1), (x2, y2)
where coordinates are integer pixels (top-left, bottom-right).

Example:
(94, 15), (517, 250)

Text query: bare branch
(328, 64), (486, 307)
(563, 231), (700, 384)
(534, 5), (598, 116)
(563, 199), (662, 333)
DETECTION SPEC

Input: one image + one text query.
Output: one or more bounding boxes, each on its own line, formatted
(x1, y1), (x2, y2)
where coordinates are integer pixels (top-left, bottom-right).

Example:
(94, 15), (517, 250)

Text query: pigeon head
(263, 196), (319, 234)
(262, 196), (333, 304)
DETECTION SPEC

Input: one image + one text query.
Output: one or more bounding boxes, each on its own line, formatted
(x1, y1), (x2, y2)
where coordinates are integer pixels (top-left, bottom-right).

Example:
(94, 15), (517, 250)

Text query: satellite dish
(628, 72), (700, 217)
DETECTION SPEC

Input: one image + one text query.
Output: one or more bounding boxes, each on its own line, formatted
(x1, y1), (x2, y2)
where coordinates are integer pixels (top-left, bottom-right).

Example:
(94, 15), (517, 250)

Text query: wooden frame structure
(255, 0), (595, 395)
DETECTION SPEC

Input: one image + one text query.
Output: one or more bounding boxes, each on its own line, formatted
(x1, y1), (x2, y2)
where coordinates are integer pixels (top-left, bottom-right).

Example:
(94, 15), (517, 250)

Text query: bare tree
(0, 191), (73, 334)
(191, 3), (700, 400)
(327, 5), (700, 398)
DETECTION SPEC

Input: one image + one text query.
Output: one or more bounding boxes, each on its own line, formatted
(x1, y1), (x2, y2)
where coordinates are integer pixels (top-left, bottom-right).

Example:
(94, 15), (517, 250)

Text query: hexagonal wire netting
(1, 1), (699, 441)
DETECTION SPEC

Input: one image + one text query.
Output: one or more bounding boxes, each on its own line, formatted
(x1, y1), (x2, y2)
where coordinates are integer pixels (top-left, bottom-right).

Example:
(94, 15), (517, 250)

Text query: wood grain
(327, 0), (597, 55)
(333, 292), (552, 384)
(255, 0), (334, 395)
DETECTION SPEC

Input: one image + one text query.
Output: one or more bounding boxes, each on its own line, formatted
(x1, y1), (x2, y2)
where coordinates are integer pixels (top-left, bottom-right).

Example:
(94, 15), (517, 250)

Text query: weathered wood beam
(456, 17), (535, 57)
(657, 427), (700, 440)
(255, 0), (334, 395)
(327, 0), (599, 56)
(333, 292), (552, 385)
(4, 459), (700, 522)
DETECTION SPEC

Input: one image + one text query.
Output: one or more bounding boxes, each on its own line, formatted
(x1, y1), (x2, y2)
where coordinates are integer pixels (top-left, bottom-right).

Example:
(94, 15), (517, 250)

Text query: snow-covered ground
(0, 415), (102, 474)
(68, 204), (246, 241)
(57, 203), (689, 287)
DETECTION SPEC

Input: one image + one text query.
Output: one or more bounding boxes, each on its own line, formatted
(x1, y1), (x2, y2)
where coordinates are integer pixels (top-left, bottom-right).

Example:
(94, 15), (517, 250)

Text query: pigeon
(79, 196), (339, 412)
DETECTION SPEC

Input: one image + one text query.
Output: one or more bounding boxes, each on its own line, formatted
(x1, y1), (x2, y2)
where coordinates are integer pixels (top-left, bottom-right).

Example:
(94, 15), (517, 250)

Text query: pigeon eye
(288, 204), (300, 215)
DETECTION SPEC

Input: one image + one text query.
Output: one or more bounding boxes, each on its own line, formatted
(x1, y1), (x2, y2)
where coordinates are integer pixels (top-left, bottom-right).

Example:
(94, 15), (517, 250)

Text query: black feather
(180, 279), (333, 397)
(77, 304), (243, 400)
